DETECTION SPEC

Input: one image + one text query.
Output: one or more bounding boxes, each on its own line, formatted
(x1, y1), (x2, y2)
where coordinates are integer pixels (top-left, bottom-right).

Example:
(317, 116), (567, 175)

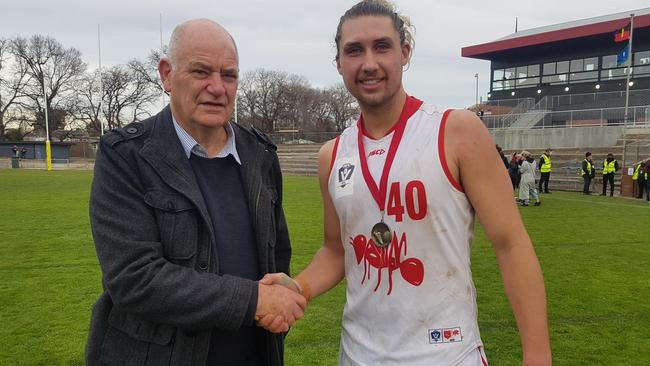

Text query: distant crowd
(496, 146), (650, 205)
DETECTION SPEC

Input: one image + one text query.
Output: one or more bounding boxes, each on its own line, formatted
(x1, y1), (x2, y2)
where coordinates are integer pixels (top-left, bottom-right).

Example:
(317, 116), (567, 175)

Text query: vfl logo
(338, 163), (355, 188)
(368, 148), (385, 157)
(349, 232), (424, 295)
(429, 327), (463, 344)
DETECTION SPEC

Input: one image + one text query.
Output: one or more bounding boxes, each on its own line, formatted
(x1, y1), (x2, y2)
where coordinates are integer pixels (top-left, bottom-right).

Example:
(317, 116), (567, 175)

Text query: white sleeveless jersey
(328, 97), (483, 365)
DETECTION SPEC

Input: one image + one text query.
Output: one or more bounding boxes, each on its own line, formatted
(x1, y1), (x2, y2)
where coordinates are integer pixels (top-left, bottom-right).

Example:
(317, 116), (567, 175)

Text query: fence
(483, 105), (650, 130)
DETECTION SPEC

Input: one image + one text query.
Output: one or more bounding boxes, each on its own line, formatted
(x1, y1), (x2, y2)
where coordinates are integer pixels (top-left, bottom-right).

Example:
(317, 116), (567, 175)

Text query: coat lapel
(138, 107), (215, 242)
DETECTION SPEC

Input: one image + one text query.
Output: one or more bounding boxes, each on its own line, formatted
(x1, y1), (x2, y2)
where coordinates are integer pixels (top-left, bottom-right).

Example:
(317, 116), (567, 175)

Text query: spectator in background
(518, 151), (541, 206)
(12, 145), (19, 158)
(538, 148), (552, 194)
(496, 144), (508, 169)
(632, 160), (647, 199)
(601, 153), (619, 197)
(645, 160), (650, 203)
(588, 153), (596, 193)
(508, 152), (521, 190)
(20, 147), (27, 159)
(582, 152), (593, 195)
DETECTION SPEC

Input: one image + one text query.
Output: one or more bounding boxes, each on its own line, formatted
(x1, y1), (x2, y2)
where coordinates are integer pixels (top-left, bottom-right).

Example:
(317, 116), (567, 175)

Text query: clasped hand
(255, 273), (306, 333)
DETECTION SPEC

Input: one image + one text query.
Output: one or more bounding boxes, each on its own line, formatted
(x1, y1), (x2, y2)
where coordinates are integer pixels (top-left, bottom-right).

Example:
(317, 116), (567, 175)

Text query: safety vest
(603, 160), (616, 174)
(540, 154), (551, 173)
(633, 164), (641, 180)
(582, 159), (592, 176)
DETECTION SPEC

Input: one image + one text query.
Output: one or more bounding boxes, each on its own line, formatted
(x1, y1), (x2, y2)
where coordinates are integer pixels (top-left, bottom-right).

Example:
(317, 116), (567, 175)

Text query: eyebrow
(343, 36), (394, 48)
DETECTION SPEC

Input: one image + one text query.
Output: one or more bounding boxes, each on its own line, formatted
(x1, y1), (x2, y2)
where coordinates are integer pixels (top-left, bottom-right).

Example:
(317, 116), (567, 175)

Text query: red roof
(462, 9), (650, 59)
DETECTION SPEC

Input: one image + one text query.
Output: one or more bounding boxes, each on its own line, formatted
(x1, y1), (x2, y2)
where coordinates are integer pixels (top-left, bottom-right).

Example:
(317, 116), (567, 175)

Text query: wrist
(294, 276), (312, 302)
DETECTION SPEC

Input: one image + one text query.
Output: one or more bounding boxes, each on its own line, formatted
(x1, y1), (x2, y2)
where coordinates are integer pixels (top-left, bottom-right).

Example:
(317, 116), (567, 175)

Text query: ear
(401, 43), (411, 67)
(158, 58), (173, 92)
(336, 57), (343, 76)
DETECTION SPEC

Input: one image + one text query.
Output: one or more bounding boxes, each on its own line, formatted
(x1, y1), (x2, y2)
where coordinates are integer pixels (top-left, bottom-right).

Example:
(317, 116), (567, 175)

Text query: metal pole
(160, 13), (166, 107)
(623, 13), (634, 167)
(98, 24), (104, 136)
(474, 73), (479, 108)
(42, 77), (52, 171)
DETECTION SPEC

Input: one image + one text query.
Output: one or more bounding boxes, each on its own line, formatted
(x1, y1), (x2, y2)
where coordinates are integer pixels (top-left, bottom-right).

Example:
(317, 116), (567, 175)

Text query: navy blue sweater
(190, 154), (263, 366)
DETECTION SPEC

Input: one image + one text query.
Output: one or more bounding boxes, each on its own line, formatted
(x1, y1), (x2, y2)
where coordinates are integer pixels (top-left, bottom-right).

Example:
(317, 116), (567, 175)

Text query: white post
(160, 13), (166, 107)
(98, 24), (104, 136)
(474, 73), (479, 108)
(623, 13), (634, 167)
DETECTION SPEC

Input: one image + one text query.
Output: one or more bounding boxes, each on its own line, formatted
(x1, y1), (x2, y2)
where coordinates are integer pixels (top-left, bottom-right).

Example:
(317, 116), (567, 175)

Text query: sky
(1, 0), (648, 110)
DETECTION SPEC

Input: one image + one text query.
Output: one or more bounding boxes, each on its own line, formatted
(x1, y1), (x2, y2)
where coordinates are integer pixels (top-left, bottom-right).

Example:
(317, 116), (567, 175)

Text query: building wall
(490, 126), (624, 149)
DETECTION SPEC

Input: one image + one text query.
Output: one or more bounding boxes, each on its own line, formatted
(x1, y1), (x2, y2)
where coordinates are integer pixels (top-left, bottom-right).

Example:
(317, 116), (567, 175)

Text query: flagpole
(623, 13), (634, 167)
(98, 24), (104, 137)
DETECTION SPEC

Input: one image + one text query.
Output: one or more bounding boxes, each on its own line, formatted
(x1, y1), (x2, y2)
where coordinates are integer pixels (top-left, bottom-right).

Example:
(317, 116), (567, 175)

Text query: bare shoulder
(317, 138), (338, 172)
(445, 109), (494, 160)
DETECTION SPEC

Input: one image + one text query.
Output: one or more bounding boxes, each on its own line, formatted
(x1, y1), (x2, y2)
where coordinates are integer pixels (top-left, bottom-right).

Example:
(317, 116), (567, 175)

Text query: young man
(264, 1), (551, 364)
(86, 19), (305, 366)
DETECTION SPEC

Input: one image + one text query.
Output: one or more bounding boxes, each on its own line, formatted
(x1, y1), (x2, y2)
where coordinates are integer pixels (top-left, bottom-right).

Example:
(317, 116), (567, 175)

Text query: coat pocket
(144, 190), (198, 260)
(99, 308), (175, 366)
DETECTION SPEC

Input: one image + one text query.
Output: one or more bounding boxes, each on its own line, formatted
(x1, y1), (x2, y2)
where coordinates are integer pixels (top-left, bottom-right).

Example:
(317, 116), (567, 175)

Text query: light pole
(474, 73), (479, 108)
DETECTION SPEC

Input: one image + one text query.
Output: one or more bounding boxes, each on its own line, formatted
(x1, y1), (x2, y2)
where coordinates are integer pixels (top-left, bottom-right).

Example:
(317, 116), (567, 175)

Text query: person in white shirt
(259, 1), (551, 365)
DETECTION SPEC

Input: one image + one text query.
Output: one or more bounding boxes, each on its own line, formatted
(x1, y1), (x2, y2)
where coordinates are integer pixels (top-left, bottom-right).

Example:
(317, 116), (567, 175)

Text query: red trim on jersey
(357, 96), (423, 211)
(328, 136), (341, 179)
(438, 109), (464, 193)
(356, 96), (423, 140)
(479, 347), (489, 366)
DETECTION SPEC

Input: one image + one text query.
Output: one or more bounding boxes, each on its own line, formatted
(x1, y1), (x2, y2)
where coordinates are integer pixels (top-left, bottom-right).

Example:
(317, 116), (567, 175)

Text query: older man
(85, 19), (305, 366)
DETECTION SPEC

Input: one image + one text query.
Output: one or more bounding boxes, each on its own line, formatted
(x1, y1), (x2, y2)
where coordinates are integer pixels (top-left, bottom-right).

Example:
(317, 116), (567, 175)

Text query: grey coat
(86, 106), (291, 366)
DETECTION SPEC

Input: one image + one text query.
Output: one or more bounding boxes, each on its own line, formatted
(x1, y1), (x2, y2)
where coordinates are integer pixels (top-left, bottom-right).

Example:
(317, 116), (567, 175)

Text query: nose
(361, 52), (379, 74)
(205, 73), (227, 96)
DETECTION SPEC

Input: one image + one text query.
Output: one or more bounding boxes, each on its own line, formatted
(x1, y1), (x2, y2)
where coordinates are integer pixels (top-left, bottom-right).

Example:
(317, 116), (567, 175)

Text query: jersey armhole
(437, 109), (465, 193)
(327, 136), (341, 180)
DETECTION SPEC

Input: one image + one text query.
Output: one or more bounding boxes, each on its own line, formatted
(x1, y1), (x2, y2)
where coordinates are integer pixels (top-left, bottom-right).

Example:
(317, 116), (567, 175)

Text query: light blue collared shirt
(172, 115), (241, 164)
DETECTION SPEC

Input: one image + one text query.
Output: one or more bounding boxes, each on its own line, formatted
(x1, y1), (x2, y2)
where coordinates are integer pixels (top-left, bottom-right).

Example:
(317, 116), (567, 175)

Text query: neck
(359, 90), (407, 139)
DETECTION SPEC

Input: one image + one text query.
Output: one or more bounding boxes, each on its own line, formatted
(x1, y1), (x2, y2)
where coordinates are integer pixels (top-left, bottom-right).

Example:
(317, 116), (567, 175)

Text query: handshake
(255, 273), (310, 333)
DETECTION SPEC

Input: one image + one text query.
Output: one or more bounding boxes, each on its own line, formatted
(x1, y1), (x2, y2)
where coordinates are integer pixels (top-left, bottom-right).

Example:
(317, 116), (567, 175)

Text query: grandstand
(460, 8), (650, 195)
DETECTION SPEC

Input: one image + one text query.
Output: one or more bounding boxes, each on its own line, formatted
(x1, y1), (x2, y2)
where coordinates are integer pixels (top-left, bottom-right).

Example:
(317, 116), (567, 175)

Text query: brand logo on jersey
(349, 232), (424, 295)
(338, 163), (355, 188)
(368, 148), (385, 157)
(428, 327), (462, 344)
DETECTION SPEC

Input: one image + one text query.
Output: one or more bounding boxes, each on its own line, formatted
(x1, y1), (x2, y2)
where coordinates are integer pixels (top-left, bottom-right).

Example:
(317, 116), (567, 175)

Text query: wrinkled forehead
(170, 20), (238, 65)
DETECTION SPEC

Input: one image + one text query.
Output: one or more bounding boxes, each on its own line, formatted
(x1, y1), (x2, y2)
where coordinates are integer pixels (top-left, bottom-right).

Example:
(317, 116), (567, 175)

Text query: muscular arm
(445, 110), (551, 365)
(293, 139), (346, 300)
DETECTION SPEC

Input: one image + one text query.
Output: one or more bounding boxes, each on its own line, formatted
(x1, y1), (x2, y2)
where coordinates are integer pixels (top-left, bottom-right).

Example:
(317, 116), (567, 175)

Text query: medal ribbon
(357, 96), (423, 214)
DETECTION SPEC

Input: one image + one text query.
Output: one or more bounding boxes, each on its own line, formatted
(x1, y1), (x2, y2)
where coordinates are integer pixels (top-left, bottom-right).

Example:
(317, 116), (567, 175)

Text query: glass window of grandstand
(635, 51), (650, 76)
(601, 54), (628, 80)
(569, 57), (598, 83)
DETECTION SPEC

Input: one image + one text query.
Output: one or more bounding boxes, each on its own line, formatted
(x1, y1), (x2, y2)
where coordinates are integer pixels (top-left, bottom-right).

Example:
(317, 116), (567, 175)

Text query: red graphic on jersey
(368, 148), (386, 157)
(349, 232), (424, 295)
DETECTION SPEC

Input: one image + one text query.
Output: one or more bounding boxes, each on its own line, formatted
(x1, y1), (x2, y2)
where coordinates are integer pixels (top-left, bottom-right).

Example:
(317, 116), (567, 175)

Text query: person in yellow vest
(581, 152), (593, 195)
(538, 148), (552, 193)
(632, 160), (647, 199)
(600, 152), (619, 196)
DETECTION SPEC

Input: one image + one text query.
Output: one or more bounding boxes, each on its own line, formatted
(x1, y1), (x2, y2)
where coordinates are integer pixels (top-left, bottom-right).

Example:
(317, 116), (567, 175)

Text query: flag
(617, 44), (629, 66)
(614, 23), (630, 42)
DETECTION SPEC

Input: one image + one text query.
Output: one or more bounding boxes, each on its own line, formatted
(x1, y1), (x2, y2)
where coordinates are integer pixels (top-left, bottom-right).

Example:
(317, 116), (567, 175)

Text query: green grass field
(0, 169), (649, 365)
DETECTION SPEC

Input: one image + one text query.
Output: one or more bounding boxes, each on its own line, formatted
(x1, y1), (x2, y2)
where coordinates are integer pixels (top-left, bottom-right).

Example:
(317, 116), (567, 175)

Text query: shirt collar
(172, 115), (241, 164)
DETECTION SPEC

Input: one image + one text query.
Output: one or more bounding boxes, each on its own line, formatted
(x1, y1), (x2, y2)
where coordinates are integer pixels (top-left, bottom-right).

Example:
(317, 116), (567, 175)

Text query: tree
(100, 64), (157, 130)
(0, 37), (31, 138)
(10, 35), (86, 138)
(325, 83), (357, 132)
(238, 69), (292, 132)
